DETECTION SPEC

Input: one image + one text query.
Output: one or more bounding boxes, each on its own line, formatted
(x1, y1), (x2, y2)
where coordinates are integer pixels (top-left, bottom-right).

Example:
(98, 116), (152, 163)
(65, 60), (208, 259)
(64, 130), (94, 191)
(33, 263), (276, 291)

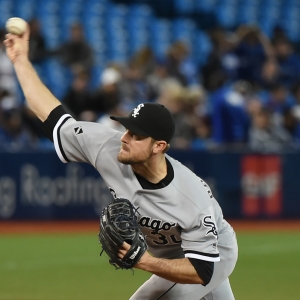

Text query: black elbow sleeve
(188, 258), (214, 286)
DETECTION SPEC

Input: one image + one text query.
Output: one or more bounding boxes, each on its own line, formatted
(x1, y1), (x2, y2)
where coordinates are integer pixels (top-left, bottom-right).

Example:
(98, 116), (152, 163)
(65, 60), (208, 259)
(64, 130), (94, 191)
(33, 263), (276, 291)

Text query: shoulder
(167, 156), (215, 208)
(61, 118), (123, 145)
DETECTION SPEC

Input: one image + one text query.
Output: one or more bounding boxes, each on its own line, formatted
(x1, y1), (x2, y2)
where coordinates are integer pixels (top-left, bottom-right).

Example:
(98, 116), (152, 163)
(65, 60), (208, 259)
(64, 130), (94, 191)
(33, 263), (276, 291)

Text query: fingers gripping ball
(5, 17), (27, 35)
(98, 198), (148, 270)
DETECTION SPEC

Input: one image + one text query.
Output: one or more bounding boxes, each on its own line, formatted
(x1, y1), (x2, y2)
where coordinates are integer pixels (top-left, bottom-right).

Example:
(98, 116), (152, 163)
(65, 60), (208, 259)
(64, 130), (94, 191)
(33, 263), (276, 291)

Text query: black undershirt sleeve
(188, 258), (214, 286)
(42, 105), (70, 142)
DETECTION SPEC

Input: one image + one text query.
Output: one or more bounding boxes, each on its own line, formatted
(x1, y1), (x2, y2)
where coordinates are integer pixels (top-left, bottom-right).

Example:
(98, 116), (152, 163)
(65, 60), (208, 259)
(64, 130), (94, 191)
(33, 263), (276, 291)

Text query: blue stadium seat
(82, 0), (106, 41)
(89, 36), (107, 60)
(149, 18), (172, 58)
(84, 0), (107, 13)
(104, 3), (128, 33)
(194, 0), (217, 13)
(150, 18), (172, 41)
(280, 18), (300, 42)
(239, 0), (260, 5)
(58, 0), (84, 40)
(127, 15), (150, 55)
(259, 19), (275, 38)
(259, 2), (280, 22)
(148, 0), (174, 18)
(89, 65), (104, 89)
(278, 0), (300, 41)
(60, 15), (82, 41)
(107, 52), (129, 64)
(216, 2), (237, 29)
(107, 4), (129, 18)
(172, 18), (196, 47)
(105, 22), (127, 41)
(36, 0), (59, 42)
(32, 63), (48, 86)
(261, 0), (281, 7)
(107, 35), (128, 49)
(0, 0), (13, 27)
(85, 26), (106, 43)
(13, 0), (37, 21)
(174, 0), (195, 15)
(281, 4), (300, 21)
(86, 0), (109, 4)
(150, 42), (171, 60)
(60, 0), (83, 15)
(128, 4), (153, 18)
(36, 0), (60, 16)
(94, 54), (108, 68)
(127, 14), (151, 31)
(127, 3), (153, 46)
(172, 18), (196, 55)
(105, 8), (129, 63)
(38, 16), (61, 49)
(193, 30), (212, 66)
(237, 3), (259, 25)
(42, 59), (71, 99)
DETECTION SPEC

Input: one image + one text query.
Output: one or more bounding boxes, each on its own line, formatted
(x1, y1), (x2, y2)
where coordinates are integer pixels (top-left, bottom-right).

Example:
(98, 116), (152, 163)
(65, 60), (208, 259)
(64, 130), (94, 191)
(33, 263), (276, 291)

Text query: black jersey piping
(155, 283), (177, 300)
(57, 116), (72, 163)
(184, 250), (219, 258)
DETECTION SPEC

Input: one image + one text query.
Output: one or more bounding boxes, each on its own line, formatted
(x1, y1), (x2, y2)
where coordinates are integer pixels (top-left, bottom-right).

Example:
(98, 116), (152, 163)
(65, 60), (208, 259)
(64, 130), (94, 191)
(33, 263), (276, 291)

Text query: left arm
(119, 243), (204, 284)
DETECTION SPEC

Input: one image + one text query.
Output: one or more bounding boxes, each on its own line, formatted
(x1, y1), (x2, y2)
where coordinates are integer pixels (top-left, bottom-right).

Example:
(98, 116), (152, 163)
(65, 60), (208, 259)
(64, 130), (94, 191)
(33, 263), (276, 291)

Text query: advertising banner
(1, 150), (299, 220)
(241, 155), (282, 217)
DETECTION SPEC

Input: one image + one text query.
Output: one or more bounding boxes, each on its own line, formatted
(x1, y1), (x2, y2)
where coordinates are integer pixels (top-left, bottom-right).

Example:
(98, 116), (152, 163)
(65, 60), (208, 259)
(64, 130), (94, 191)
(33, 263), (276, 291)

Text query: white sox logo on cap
(110, 102), (175, 143)
(132, 104), (144, 118)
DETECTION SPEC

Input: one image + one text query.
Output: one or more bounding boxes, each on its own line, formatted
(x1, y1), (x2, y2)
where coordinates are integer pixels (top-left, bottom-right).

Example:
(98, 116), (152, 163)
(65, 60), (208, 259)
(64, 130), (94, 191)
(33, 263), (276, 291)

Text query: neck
(132, 155), (167, 184)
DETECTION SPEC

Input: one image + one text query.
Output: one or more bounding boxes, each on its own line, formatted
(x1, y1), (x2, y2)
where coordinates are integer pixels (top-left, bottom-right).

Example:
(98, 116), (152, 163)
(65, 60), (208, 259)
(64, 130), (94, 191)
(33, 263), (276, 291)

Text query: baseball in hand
(5, 17), (27, 35)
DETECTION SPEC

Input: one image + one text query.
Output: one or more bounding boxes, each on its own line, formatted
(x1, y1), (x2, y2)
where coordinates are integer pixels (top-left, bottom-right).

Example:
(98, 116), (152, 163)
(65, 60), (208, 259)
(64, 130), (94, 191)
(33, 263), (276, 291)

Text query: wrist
(13, 54), (29, 66)
(136, 252), (156, 271)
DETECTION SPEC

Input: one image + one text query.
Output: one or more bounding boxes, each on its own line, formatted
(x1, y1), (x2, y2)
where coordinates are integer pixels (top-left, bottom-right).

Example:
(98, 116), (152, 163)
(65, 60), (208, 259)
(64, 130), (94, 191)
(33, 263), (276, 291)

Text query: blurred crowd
(1, 19), (300, 153)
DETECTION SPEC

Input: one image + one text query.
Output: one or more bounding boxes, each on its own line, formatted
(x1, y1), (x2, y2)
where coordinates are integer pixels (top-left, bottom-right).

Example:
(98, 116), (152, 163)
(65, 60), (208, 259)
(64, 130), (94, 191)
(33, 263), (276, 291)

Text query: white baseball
(5, 17), (27, 35)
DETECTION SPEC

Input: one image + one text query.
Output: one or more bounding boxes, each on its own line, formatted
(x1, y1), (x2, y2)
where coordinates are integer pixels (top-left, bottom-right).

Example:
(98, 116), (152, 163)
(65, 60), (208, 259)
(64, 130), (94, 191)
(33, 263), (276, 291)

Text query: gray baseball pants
(129, 231), (238, 300)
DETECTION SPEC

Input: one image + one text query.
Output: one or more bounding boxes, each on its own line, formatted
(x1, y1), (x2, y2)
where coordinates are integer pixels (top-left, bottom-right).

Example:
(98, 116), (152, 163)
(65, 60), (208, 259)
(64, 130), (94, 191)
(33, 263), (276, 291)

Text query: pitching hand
(118, 241), (151, 269)
(3, 23), (30, 64)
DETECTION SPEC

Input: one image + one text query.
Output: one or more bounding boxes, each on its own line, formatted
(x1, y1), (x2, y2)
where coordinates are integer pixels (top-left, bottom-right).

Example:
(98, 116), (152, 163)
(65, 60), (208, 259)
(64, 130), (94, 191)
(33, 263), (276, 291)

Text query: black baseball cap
(110, 103), (175, 143)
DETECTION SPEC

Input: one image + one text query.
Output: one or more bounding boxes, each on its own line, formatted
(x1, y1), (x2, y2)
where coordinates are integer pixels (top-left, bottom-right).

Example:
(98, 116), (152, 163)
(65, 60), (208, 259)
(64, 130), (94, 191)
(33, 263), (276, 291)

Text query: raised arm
(3, 21), (61, 121)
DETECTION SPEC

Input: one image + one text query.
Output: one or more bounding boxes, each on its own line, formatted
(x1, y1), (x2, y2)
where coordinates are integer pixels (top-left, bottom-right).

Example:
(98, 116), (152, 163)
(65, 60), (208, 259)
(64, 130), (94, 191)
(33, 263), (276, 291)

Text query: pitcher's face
(117, 130), (155, 165)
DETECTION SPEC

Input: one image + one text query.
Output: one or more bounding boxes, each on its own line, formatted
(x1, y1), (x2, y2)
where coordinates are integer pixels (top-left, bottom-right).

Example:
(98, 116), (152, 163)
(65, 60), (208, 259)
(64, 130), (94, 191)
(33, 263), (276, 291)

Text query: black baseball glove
(98, 198), (148, 270)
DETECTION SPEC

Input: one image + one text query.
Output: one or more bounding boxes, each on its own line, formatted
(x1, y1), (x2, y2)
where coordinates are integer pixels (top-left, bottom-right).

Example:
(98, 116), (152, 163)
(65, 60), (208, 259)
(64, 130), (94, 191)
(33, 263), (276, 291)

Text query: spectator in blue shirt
(210, 80), (252, 147)
(234, 26), (273, 85)
(273, 37), (300, 88)
(263, 83), (295, 127)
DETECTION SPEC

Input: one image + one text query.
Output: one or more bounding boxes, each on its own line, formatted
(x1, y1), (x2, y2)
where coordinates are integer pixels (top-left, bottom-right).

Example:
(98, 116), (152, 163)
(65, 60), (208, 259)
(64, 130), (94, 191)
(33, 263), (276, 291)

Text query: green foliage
(0, 232), (299, 300)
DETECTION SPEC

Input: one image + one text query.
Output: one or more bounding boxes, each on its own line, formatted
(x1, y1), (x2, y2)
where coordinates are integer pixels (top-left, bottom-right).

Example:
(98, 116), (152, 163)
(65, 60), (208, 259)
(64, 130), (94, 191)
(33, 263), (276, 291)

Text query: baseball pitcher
(4, 22), (238, 300)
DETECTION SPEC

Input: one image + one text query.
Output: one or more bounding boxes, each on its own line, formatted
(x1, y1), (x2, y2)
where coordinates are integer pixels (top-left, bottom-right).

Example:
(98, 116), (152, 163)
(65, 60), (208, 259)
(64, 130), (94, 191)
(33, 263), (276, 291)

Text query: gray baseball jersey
(53, 114), (238, 300)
